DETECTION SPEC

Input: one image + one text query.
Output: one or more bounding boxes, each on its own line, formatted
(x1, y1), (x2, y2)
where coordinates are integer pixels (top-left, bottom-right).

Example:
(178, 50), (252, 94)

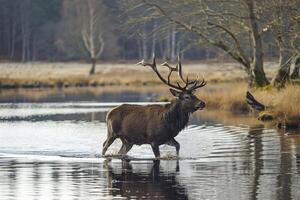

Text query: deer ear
(169, 88), (181, 97)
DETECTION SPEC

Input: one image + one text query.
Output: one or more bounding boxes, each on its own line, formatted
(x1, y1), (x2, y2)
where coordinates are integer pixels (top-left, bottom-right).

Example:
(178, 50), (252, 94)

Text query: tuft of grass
(199, 83), (300, 120)
(253, 85), (300, 119)
(200, 83), (249, 113)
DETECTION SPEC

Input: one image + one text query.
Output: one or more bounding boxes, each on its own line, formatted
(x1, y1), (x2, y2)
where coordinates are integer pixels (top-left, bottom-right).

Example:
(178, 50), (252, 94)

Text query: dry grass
(0, 61), (278, 89)
(200, 83), (249, 113)
(250, 85), (300, 119)
(195, 109), (261, 127)
(198, 83), (300, 120)
(1, 61), (299, 120)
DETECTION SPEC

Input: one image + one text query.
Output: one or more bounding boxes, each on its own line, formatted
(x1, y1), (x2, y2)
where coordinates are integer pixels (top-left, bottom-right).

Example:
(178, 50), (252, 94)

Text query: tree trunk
(272, 47), (292, 87)
(20, 0), (31, 62)
(158, 40), (164, 59)
(137, 38), (142, 59)
(247, 67), (255, 87)
(151, 25), (156, 57)
(32, 34), (37, 61)
(271, 0), (293, 88)
(10, 19), (16, 59)
(142, 24), (148, 59)
(142, 38), (147, 59)
(251, 60), (269, 87)
(89, 58), (96, 75)
(21, 22), (27, 62)
(151, 36), (156, 57)
(176, 41), (181, 57)
(291, 57), (300, 79)
(245, 0), (269, 87)
(171, 24), (176, 61)
(165, 28), (171, 60)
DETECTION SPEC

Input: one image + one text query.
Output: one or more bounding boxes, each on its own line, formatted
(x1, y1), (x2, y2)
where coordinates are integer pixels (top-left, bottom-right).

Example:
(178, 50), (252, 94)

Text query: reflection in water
(0, 159), (186, 200)
(276, 129), (298, 200)
(0, 101), (300, 200)
(247, 126), (300, 200)
(0, 88), (160, 103)
(105, 160), (188, 199)
(249, 125), (264, 200)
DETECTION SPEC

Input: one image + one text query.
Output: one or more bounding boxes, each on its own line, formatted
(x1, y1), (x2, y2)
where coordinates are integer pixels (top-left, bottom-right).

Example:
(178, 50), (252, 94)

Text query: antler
(161, 61), (178, 83)
(137, 56), (183, 91)
(188, 78), (207, 91)
(176, 56), (197, 90)
(137, 55), (206, 91)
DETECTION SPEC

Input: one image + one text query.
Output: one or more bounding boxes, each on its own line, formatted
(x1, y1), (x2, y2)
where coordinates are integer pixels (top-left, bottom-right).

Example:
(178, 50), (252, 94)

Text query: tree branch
(141, 0), (251, 69)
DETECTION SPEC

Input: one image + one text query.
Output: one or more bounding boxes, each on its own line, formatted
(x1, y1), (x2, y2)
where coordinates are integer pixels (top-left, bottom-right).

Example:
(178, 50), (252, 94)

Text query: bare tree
(20, 0), (31, 62)
(291, 56), (300, 79)
(122, 0), (270, 87)
(59, 0), (116, 74)
(76, 0), (106, 74)
(81, 0), (105, 74)
(261, 0), (300, 87)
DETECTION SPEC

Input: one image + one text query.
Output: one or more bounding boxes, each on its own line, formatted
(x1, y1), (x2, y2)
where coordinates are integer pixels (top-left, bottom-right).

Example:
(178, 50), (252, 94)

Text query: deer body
(107, 103), (188, 144)
(102, 57), (206, 158)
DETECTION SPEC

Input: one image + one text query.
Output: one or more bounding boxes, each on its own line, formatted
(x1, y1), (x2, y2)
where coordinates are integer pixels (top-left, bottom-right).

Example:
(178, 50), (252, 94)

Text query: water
(0, 91), (300, 200)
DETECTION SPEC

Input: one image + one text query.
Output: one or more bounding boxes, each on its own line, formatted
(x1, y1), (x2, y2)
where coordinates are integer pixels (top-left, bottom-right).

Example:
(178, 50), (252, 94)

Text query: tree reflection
(275, 129), (298, 200)
(248, 125), (298, 200)
(248, 125), (264, 200)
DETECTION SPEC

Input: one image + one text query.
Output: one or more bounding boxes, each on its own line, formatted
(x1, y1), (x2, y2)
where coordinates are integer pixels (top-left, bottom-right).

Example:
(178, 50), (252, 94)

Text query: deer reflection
(104, 160), (187, 200)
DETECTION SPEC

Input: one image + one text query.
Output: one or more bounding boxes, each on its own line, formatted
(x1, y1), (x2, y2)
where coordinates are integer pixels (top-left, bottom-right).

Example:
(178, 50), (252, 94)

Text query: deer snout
(195, 101), (206, 110)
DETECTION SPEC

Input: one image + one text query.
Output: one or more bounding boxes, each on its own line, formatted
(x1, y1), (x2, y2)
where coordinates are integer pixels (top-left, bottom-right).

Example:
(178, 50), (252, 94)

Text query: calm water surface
(0, 91), (300, 200)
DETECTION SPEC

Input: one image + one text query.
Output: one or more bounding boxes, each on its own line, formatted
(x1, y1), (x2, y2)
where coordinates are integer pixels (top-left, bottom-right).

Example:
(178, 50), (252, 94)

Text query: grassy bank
(0, 61), (299, 126)
(200, 83), (300, 125)
(0, 82), (299, 126)
(0, 61), (277, 89)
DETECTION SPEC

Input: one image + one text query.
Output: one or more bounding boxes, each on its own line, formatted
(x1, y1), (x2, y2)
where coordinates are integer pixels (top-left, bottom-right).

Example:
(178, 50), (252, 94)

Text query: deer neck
(163, 100), (190, 133)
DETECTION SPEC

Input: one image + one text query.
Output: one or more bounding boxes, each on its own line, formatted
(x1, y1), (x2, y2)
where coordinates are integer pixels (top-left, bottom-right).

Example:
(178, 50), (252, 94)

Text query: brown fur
(102, 90), (205, 158)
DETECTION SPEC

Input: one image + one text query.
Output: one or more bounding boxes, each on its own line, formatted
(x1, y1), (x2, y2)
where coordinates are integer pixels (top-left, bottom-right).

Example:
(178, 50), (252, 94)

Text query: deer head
(137, 56), (206, 112)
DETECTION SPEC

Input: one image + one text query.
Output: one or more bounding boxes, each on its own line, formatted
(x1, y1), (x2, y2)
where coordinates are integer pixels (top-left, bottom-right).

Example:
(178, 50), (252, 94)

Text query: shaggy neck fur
(163, 99), (190, 134)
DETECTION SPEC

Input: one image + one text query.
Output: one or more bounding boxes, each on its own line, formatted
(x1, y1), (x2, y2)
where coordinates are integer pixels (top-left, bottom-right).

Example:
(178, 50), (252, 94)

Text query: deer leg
(102, 136), (117, 156)
(151, 160), (160, 179)
(123, 144), (133, 155)
(166, 138), (180, 156)
(118, 143), (126, 155)
(151, 143), (160, 158)
(118, 141), (133, 156)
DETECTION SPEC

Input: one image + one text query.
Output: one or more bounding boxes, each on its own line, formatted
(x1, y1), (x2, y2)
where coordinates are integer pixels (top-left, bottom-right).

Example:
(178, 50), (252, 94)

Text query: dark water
(0, 91), (300, 200)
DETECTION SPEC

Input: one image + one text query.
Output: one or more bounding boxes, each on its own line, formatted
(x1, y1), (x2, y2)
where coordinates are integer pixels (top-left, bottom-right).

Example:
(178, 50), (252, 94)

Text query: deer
(102, 56), (207, 158)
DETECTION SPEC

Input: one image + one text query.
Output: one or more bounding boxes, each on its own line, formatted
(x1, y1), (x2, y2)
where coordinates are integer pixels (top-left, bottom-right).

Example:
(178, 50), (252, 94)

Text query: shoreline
(0, 61), (277, 89)
(0, 84), (299, 129)
(0, 62), (299, 128)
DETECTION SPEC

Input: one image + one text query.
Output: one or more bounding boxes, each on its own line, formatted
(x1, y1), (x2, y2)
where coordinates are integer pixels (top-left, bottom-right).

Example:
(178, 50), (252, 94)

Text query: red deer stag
(102, 56), (206, 158)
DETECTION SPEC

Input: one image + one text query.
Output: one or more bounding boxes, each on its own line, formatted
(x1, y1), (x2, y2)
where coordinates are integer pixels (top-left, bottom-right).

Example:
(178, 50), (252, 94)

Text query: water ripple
(0, 102), (299, 200)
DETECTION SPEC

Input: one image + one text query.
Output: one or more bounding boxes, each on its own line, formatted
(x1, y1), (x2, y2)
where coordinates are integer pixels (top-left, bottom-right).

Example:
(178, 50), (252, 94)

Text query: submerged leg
(102, 136), (117, 156)
(151, 143), (160, 158)
(118, 142), (133, 156)
(151, 160), (160, 179)
(166, 138), (180, 156)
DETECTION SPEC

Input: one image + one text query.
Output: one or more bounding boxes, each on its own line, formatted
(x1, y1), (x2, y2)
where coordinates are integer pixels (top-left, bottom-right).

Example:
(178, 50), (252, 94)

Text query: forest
(0, 0), (299, 87)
